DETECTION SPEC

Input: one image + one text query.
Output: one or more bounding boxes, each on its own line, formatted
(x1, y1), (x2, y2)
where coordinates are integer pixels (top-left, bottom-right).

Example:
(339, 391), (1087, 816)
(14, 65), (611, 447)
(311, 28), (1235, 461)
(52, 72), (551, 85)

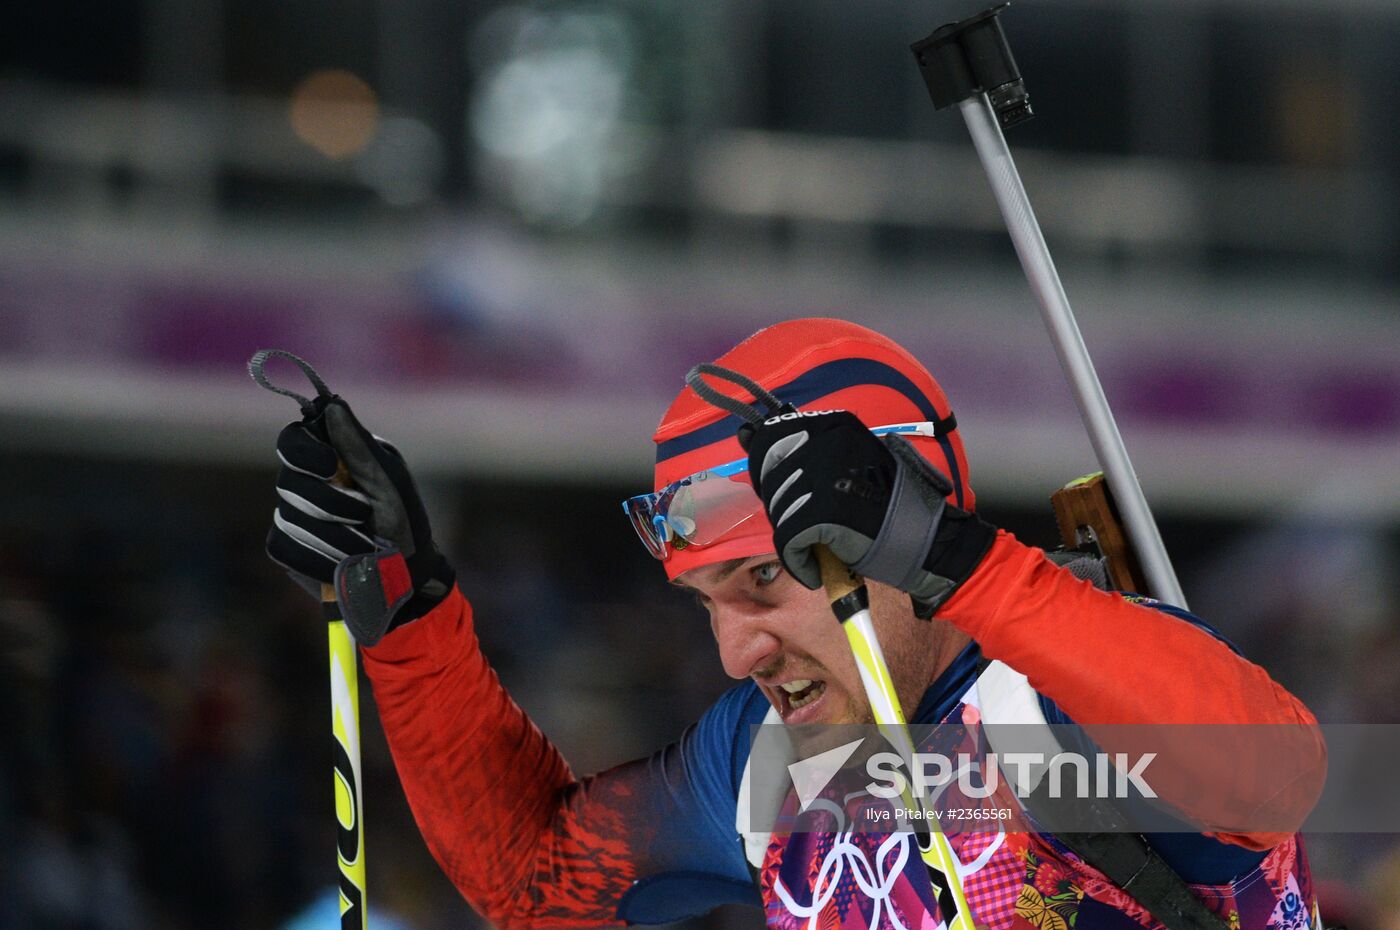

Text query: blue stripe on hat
(656, 357), (965, 507)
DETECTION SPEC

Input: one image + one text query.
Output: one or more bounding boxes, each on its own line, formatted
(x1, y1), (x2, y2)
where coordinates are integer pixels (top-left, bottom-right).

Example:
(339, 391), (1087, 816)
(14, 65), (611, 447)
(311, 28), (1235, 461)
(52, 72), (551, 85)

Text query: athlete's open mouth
(778, 679), (826, 715)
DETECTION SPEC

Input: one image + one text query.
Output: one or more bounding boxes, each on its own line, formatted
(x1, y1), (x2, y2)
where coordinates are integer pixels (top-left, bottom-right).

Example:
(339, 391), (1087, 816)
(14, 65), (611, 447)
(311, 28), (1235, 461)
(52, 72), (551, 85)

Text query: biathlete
(265, 318), (1324, 930)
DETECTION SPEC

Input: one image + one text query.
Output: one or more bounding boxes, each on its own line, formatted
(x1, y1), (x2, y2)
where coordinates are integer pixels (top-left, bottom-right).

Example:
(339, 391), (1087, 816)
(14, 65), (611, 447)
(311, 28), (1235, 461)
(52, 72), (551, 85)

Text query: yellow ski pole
(816, 547), (973, 930)
(325, 483), (368, 930)
(249, 349), (367, 930)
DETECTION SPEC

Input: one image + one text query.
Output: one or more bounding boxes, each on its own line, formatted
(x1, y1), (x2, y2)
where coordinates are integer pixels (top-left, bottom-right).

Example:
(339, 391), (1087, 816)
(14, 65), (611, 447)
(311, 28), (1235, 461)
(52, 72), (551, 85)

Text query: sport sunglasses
(623, 421), (947, 561)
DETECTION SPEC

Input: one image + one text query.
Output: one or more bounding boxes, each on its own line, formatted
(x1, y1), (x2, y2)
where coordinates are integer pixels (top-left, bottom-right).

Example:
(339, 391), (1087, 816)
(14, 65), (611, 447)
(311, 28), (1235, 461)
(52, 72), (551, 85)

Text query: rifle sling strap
(1027, 776), (1230, 930)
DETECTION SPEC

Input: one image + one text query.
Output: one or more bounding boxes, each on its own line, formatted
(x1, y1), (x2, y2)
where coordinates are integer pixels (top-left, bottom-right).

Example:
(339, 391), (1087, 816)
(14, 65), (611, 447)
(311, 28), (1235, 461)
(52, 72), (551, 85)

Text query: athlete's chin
(814, 698), (868, 725)
(824, 685), (871, 725)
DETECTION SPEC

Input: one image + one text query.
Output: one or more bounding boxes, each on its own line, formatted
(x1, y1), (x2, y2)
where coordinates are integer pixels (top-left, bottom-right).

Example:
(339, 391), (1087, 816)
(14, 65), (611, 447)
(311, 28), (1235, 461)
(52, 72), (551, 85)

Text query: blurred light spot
(468, 8), (633, 226)
(289, 69), (380, 159)
(474, 49), (622, 160)
(356, 117), (445, 206)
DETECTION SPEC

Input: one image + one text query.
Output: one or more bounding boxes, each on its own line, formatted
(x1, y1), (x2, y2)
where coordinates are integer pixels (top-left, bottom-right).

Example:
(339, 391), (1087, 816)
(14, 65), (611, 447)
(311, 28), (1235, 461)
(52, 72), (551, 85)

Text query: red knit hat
(651, 318), (972, 578)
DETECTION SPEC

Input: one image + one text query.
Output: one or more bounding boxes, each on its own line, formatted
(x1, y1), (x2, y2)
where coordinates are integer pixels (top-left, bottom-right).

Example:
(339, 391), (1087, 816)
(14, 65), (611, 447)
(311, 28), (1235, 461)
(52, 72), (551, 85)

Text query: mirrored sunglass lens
(625, 498), (666, 559)
(666, 470), (759, 547)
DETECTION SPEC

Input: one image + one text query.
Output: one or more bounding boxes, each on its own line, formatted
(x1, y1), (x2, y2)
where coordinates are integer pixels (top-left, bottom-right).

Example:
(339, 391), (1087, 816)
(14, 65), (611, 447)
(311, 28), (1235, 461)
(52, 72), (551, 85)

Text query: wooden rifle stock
(1050, 472), (1151, 596)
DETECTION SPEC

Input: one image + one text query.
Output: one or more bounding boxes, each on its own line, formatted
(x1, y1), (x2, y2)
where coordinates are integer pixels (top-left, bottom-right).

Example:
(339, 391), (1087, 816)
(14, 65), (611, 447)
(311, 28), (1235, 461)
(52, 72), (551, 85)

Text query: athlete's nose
(710, 602), (783, 681)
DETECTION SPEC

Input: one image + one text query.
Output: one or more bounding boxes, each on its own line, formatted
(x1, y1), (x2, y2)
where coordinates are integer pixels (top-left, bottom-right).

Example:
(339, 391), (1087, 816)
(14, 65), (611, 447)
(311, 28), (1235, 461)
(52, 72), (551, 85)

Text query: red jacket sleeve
(938, 531), (1326, 849)
(360, 587), (637, 928)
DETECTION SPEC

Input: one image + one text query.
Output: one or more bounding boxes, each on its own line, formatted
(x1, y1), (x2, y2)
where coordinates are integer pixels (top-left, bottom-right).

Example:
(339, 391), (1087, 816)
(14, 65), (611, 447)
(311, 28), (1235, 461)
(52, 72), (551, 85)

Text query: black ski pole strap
(249, 349), (335, 416)
(684, 363), (785, 425)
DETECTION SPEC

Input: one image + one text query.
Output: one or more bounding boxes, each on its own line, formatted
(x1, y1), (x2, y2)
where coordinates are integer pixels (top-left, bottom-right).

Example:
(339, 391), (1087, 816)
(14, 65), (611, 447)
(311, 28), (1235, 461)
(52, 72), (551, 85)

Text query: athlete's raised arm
(263, 393), (758, 927)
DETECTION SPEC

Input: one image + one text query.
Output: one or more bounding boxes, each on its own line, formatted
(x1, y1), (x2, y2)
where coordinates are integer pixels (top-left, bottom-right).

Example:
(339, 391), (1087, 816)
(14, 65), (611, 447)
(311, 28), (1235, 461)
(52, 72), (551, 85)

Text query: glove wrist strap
(851, 435), (952, 596)
(921, 511), (998, 605)
(335, 548), (414, 646)
(334, 545), (455, 647)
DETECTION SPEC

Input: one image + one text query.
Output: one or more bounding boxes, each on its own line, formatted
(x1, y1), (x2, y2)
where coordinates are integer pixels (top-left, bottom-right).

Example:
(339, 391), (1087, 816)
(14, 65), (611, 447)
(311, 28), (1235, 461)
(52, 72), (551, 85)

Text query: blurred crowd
(0, 456), (734, 929)
(1, 456), (1397, 929)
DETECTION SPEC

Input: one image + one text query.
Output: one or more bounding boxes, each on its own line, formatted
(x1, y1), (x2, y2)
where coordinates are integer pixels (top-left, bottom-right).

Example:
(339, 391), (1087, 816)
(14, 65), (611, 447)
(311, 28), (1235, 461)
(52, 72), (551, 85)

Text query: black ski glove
(741, 409), (995, 616)
(266, 395), (455, 645)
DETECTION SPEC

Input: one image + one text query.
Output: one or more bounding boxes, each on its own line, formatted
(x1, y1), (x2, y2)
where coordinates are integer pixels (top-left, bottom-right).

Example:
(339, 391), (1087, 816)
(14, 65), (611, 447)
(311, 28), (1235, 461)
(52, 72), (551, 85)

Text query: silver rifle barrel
(957, 92), (1188, 610)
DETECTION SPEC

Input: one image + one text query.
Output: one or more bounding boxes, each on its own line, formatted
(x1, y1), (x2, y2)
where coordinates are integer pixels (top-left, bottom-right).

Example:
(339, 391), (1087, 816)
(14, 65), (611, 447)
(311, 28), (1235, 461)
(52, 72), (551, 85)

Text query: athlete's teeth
(781, 679), (813, 694)
(788, 682), (825, 710)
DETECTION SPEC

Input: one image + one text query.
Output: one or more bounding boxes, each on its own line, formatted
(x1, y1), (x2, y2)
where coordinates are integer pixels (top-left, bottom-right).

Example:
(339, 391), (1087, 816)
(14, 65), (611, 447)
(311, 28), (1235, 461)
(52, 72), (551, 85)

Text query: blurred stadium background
(2, 0), (1399, 927)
